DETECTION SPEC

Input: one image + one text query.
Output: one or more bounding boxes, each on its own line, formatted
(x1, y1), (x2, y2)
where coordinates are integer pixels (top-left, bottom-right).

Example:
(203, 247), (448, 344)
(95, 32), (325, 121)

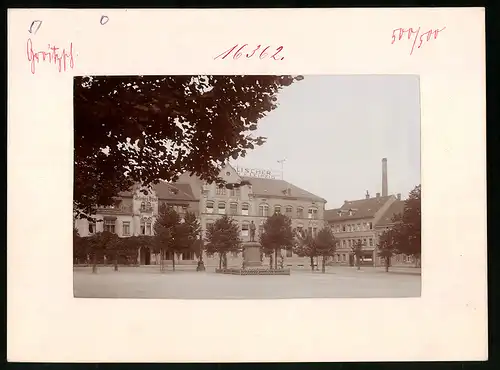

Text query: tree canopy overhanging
(74, 75), (303, 217)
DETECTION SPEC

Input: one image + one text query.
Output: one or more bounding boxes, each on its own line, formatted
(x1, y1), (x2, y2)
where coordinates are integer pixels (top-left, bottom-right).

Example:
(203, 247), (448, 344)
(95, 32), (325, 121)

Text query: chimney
(382, 158), (388, 197)
(376, 192), (380, 198)
(397, 193), (401, 200)
(365, 190), (370, 199)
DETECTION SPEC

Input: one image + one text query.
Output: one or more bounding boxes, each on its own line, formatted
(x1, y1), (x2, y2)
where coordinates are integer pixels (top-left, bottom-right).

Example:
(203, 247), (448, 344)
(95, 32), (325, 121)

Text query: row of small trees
(378, 185), (421, 271)
(74, 204), (201, 273)
(204, 213), (338, 273)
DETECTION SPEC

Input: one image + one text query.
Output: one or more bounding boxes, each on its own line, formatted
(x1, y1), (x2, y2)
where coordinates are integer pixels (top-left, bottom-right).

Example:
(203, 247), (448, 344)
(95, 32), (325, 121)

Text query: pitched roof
(241, 176), (326, 203)
(376, 199), (405, 227)
(118, 182), (198, 202)
(325, 196), (393, 221)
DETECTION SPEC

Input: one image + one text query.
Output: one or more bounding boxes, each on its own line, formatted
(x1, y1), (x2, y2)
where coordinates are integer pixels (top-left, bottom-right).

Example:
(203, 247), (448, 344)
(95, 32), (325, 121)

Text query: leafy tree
(377, 228), (400, 272)
(205, 215), (241, 269)
(73, 228), (88, 264)
(87, 231), (120, 273)
(396, 185), (421, 263)
(74, 75), (303, 219)
(352, 240), (364, 271)
(314, 227), (337, 273)
(293, 229), (317, 271)
(260, 213), (294, 269)
(152, 205), (189, 272)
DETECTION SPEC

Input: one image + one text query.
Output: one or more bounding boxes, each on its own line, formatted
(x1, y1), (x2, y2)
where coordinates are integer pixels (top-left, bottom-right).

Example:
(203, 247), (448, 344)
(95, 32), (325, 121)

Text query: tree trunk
(219, 253), (222, 269)
(92, 254), (98, 273)
(160, 250), (164, 272)
(269, 254), (273, 269)
(385, 256), (390, 272)
(274, 249), (278, 270)
(223, 253), (227, 269)
(172, 252), (176, 271)
(113, 256), (118, 271)
(310, 256), (314, 271)
(321, 256), (325, 273)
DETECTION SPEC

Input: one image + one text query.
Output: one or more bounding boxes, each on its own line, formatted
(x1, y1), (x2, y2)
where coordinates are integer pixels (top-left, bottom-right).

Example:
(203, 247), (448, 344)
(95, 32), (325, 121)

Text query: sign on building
(235, 166), (281, 179)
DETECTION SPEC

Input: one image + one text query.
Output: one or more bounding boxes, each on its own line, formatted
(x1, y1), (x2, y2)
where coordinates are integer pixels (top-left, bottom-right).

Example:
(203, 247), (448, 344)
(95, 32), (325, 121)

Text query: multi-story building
(74, 181), (199, 265)
(177, 163), (327, 268)
(325, 157), (419, 268)
(325, 193), (399, 266)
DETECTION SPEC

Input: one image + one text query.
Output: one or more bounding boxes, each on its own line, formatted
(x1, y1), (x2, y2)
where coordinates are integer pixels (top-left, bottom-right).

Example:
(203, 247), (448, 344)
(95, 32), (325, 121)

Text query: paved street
(74, 265), (421, 299)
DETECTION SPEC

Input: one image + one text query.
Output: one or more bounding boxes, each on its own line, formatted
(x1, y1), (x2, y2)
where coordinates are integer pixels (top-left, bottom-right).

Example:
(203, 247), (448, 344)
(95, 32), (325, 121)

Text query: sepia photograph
(73, 74), (421, 299)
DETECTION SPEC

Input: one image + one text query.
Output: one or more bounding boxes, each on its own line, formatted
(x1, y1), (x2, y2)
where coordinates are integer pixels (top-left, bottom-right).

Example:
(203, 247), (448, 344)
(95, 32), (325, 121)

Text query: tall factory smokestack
(382, 158), (388, 197)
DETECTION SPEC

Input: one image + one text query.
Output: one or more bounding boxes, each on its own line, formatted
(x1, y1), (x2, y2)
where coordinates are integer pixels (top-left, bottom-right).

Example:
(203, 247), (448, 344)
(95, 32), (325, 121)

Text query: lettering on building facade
(235, 166), (281, 179)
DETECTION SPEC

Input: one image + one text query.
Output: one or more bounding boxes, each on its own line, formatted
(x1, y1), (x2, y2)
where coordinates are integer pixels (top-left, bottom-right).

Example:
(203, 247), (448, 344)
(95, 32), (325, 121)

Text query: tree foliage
(205, 215), (241, 269)
(74, 75), (302, 218)
(315, 227), (337, 273)
(377, 227), (400, 272)
(153, 205), (198, 271)
(87, 231), (121, 273)
(396, 185), (421, 257)
(293, 229), (317, 271)
(352, 240), (364, 270)
(260, 213), (294, 269)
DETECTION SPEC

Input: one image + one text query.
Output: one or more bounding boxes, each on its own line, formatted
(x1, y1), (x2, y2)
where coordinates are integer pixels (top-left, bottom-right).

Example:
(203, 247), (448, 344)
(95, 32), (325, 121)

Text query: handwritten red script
(214, 44), (285, 61)
(26, 38), (75, 74)
(391, 27), (446, 55)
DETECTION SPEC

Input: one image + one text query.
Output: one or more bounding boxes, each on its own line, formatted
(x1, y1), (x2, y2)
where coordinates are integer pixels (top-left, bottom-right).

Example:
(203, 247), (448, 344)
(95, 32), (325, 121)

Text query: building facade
(177, 163), (327, 268)
(74, 181), (199, 265)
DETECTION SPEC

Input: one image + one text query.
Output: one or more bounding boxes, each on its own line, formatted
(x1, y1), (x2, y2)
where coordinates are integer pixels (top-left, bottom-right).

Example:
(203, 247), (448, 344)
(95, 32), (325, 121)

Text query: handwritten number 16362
(214, 44), (285, 61)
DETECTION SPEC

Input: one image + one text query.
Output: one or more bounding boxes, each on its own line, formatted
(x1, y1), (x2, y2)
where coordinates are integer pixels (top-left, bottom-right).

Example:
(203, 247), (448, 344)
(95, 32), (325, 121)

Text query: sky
(230, 75), (421, 209)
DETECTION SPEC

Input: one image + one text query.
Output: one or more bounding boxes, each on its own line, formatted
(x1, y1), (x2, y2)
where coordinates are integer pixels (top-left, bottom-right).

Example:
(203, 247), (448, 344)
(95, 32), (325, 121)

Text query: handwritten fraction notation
(391, 27), (446, 55)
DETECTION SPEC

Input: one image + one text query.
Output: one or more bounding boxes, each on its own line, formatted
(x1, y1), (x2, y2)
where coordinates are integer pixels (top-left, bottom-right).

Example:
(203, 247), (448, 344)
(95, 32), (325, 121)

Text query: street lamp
(196, 226), (206, 271)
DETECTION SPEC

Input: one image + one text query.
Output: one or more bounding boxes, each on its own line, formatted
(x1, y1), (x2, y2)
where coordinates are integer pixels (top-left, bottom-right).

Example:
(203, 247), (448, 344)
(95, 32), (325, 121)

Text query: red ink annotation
(26, 38), (75, 74)
(214, 44), (285, 61)
(391, 27), (446, 55)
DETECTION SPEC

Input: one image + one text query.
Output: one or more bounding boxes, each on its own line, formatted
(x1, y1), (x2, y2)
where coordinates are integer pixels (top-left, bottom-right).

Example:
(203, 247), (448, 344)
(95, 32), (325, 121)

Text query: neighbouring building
(74, 181), (199, 266)
(325, 157), (419, 268)
(325, 193), (398, 266)
(176, 163), (328, 268)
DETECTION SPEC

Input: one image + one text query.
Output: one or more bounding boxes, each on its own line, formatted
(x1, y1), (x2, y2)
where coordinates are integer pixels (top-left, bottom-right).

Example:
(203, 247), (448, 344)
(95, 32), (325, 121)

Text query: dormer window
(308, 207), (318, 219)
(348, 209), (353, 216)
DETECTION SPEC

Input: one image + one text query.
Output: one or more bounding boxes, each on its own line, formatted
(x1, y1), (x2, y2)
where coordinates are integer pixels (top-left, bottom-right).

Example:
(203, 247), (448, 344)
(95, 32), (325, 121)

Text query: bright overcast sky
(230, 75), (421, 209)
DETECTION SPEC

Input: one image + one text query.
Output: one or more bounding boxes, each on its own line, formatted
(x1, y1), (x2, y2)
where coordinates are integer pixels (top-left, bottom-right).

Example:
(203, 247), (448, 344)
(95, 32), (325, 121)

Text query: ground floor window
(286, 248), (293, 257)
(122, 221), (130, 236)
(104, 219), (115, 233)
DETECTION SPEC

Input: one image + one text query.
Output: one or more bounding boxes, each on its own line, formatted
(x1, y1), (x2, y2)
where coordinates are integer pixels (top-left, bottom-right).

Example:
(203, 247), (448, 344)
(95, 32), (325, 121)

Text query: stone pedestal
(243, 241), (262, 267)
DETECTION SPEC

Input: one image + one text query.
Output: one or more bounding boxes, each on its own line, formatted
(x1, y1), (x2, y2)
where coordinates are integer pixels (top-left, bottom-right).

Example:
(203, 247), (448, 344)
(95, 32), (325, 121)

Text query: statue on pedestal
(249, 221), (256, 242)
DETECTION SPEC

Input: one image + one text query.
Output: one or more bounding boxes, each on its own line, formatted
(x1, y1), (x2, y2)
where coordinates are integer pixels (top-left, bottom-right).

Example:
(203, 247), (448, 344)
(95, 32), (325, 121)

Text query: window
(369, 238), (373, 246)
(216, 187), (226, 196)
(229, 189), (236, 197)
(308, 207), (318, 219)
(141, 201), (146, 211)
(308, 226), (313, 236)
(343, 254), (347, 262)
(122, 221), (130, 236)
(296, 207), (304, 218)
(258, 223), (264, 236)
(141, 221), (152, 235)
(286, 248), (293, 257)
(348, 240), (352, 247)
(342, 225), (346, 232)
(206, 201), (214, 214)
(259, 203), (269, 216)
(104, 219), (116, 233)
(146, 201), (152, 210)
(218, 202), (226, 214)
(182, 251), (195, 260)
(242, 203), (249, 216)
(285, 206), (293, 217)
(229, 202), (238, 215)
(369, 222), (373, 229)
(241, 222), (249, 237)
(235, 188), (241, 197)
(274, 205), (281, 214)
(342, 240), (346, 248)
(88, 222), (96, 234)
(296, 225), (304, 235)
(363, 238), (367, 246)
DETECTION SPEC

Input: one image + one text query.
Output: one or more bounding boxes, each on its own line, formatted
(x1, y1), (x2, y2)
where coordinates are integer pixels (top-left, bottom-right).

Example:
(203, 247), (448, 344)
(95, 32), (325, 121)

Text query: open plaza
(73, 265), (421, 299)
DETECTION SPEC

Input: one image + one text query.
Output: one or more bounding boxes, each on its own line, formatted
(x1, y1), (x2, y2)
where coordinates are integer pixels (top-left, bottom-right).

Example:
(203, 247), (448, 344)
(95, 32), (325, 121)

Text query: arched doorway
(140, 247), (151, 265)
